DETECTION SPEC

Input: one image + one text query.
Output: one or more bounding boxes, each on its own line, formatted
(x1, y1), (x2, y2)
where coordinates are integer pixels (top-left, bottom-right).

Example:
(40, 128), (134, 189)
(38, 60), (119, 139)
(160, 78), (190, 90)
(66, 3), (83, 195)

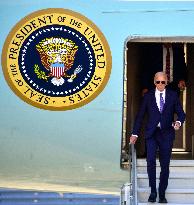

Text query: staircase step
(137, 159), (194, 174)
(137, 166), (194, 173)
(137, 159), (194, 167)
(137, 173), (194, 178)
(137, 173), (194, 188)
(137, 177), (194, 189)
(138, 188), (194, 203)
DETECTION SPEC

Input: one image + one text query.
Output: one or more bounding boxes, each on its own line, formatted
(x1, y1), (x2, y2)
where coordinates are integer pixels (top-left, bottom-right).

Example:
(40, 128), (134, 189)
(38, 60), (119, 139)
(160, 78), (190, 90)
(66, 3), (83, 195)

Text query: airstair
(120, 144), (194, 205)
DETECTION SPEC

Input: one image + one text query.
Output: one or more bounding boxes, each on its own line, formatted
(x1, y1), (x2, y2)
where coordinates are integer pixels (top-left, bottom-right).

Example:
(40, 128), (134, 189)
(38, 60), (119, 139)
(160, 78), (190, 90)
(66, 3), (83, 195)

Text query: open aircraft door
(121, 37), (194, 169)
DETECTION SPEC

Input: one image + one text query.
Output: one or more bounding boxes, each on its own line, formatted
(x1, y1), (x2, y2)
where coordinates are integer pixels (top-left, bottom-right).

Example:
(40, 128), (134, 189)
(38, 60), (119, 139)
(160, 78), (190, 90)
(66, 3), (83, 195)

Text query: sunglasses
(155, 81), (166, 84)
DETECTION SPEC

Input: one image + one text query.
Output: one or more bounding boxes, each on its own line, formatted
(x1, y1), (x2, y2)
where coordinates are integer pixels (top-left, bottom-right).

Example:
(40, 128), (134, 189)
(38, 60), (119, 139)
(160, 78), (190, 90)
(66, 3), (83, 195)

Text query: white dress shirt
(155, 88), (166, 127)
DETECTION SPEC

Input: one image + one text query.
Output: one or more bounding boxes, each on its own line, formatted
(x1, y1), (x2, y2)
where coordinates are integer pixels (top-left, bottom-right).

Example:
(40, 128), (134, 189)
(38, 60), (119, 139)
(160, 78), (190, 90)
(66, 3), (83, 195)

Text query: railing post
(129, 143), (132, 180)
(120, 183), (132, 205)
(192, 135), (194, 159)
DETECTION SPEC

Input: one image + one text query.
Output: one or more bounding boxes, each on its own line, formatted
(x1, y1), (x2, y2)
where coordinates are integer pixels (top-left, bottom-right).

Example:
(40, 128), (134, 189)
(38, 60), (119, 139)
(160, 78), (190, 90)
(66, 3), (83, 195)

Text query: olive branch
(34, 64), (49, 82)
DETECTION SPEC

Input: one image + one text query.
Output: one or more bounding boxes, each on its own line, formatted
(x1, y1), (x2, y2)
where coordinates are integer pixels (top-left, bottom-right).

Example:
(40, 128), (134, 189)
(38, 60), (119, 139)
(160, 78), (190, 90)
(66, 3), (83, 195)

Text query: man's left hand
(173, 121), (181, 130)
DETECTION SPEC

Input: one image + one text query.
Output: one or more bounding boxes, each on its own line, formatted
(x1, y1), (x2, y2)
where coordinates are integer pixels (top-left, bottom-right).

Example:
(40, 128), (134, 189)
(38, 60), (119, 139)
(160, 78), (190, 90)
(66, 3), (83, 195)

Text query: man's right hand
(130, 135), (137, 144)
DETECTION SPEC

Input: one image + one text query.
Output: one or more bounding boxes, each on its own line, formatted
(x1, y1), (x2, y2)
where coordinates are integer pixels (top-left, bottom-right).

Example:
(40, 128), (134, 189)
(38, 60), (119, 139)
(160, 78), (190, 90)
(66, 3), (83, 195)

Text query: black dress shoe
(159, 197), (168, 203)
(148, 192), (157, 203)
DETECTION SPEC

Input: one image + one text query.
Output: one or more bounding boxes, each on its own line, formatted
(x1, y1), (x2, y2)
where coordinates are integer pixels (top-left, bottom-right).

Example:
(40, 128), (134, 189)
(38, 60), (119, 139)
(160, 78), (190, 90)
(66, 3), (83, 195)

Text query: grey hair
(154, 72), (167, 82)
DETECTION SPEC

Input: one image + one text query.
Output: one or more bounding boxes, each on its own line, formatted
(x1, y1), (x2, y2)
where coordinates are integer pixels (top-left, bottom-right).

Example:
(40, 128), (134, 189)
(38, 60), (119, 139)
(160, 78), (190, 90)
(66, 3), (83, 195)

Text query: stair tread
(137, 159), (194, 167)
(138, 188), (194, 193)
(137, 173), (194, 178)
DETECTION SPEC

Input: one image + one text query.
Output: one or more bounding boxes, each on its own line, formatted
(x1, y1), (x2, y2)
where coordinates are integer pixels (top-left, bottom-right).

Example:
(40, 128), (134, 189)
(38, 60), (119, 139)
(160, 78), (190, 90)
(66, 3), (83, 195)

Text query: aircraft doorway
(121, 37), (194, 169)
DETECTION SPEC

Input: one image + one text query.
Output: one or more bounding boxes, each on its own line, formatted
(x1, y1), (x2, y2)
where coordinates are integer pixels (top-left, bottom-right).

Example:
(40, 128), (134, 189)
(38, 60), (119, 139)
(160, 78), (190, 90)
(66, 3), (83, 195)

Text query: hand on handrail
(129, 135), (137, 144)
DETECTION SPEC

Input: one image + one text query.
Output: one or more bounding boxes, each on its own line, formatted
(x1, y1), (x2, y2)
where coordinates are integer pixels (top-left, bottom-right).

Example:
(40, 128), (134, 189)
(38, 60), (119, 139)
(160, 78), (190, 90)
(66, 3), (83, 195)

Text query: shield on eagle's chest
(50, 63), (65, 78)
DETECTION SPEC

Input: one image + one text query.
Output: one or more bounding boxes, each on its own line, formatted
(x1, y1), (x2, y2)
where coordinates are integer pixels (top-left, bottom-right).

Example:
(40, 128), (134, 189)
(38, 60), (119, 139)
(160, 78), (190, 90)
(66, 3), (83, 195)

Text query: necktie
(166, 47), (170, 83)
(160, 93), (164, 113)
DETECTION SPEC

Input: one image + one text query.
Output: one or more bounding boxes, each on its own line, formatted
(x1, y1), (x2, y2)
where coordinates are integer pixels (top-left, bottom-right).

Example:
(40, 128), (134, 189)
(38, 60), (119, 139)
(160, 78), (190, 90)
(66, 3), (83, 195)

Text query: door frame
(121, 36), (194, 169)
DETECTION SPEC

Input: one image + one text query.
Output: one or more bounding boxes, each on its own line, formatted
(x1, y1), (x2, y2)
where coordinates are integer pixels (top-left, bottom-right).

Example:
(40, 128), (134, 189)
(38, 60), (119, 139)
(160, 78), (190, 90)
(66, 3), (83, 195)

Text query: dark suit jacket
(132, 89), (186, 139)
(141, 43), (187, 91)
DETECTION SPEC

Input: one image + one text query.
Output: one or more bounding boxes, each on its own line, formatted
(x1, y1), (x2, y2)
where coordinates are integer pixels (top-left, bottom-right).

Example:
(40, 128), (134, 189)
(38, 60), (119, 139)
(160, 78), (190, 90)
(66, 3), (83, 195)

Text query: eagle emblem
(35, 37), (83, 86)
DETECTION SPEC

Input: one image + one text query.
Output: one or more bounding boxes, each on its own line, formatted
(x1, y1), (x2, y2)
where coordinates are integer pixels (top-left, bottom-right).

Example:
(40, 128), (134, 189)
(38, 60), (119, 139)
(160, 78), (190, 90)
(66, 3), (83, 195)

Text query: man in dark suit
(130, 72), (186, 203)
(141, 43), (187, 96)
(138, 43), (187, 158)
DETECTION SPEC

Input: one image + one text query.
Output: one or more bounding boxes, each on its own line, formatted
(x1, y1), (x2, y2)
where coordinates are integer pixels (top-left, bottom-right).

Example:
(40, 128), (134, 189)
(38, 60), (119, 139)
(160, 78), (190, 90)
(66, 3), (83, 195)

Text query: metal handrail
(120, 143), (138, 205)
(192, 135), (194, 159)
(129, 143), (138, 205)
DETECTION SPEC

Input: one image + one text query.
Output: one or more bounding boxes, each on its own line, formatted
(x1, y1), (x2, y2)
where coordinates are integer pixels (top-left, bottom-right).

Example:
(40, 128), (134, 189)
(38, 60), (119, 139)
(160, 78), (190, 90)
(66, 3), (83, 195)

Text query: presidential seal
(2, 8), (112, 110)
